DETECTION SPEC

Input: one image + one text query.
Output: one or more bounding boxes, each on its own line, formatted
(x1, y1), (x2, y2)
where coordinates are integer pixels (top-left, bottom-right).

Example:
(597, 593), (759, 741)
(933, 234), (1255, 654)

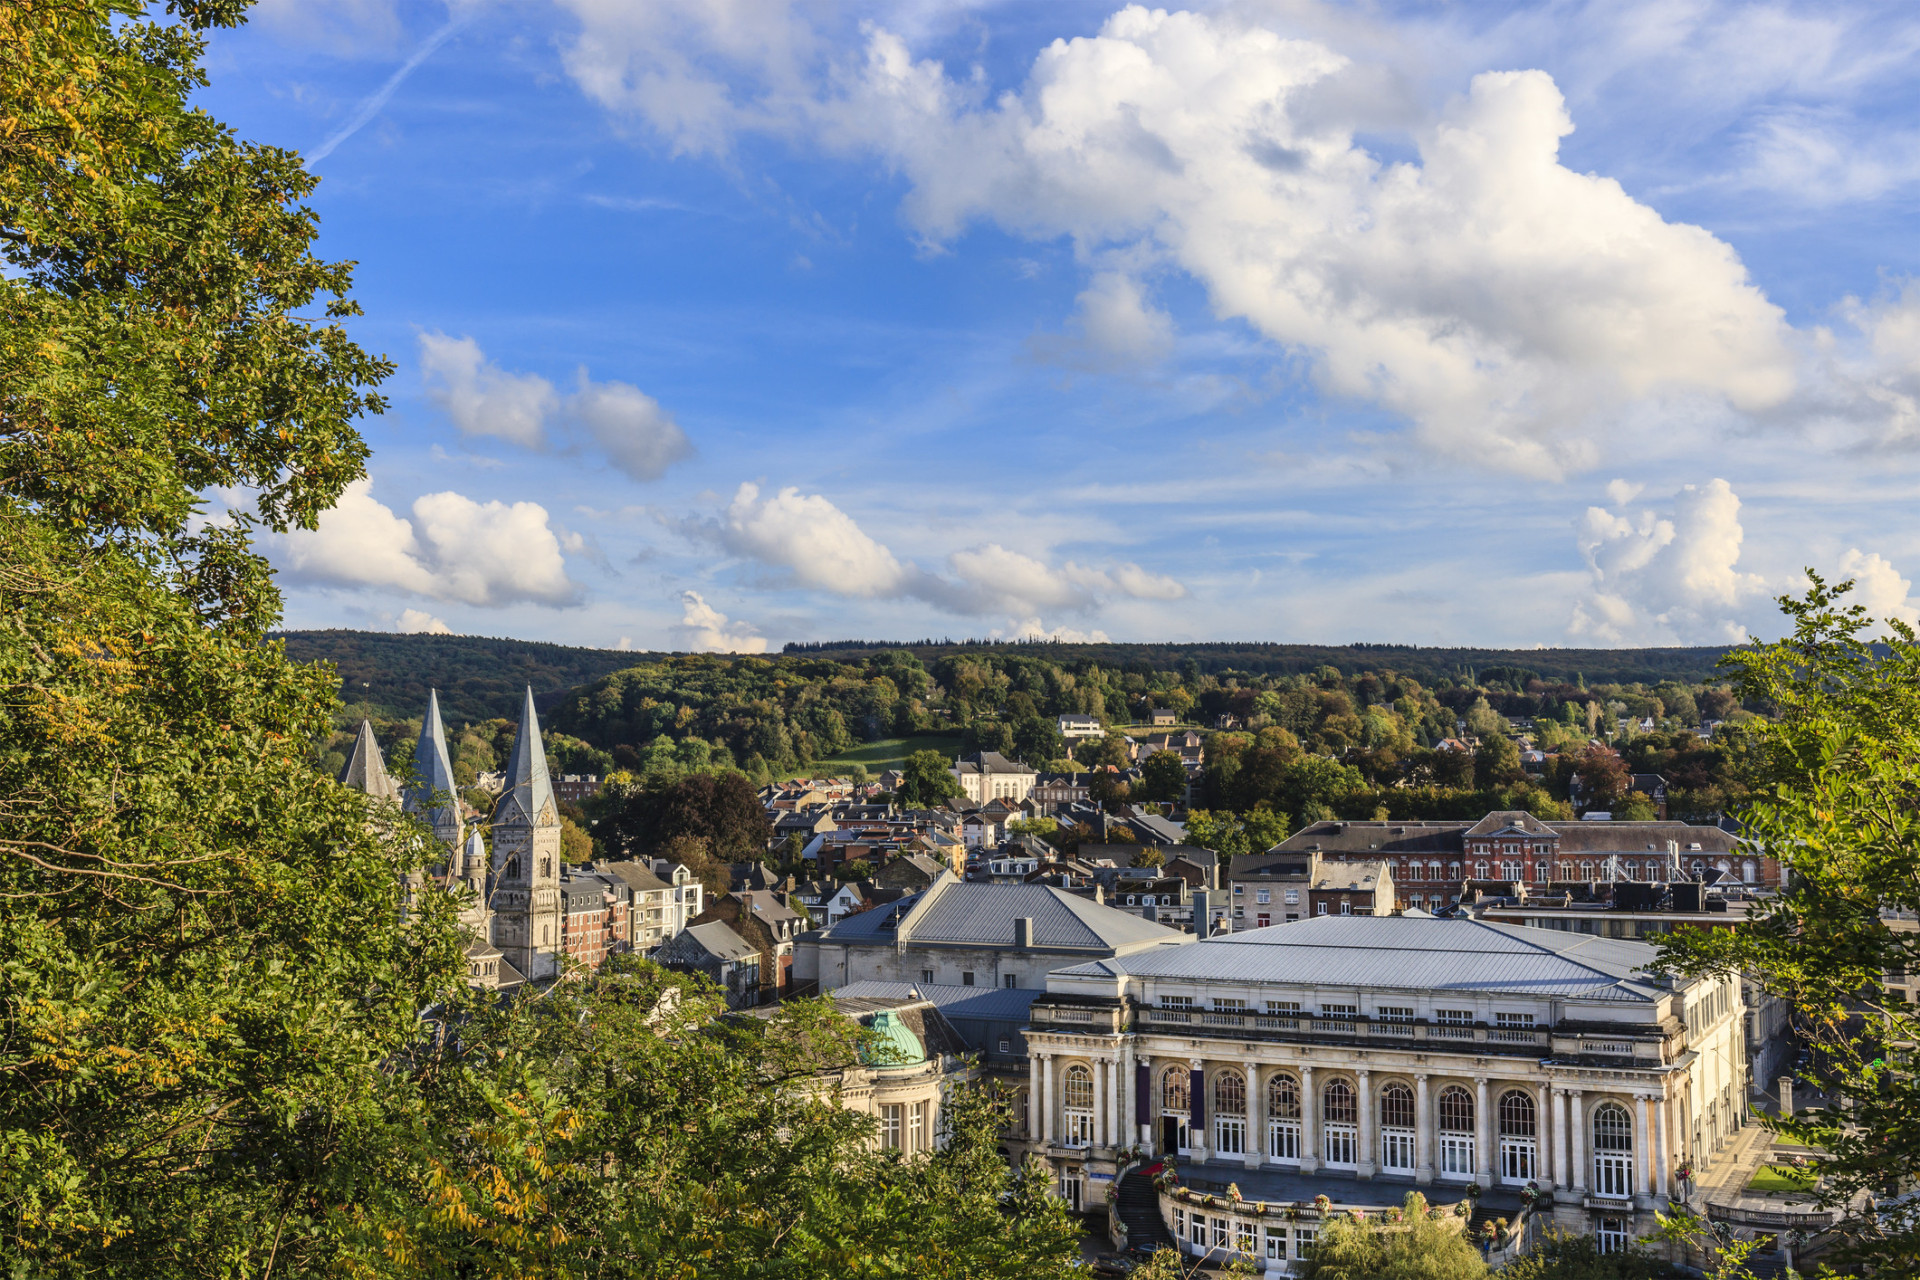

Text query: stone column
(1474, 1077), (1493, 1188)
(1110, 1056), (1123, 1151)
(1655, 1090), (1671, 1200)
(1042, 1054), (1055, 1146)
(1553, 1089), (1569, 1189)
(1414, 1073), (1434, 1185)
(1636, 1095), (1653, 1204)
(1537, 1081), (1554, 1189)
(1029, 1053), (1042, 1141)
(1188, 1057), (1209, 1163)
(1358, 1068), (1376, 1178)
(1098, 1059), (1113, 1151)
(1569, 1090), (1586, 1194)
(1245, 1062), (1262, 1170)
(1299, 1065), (1319, 1173)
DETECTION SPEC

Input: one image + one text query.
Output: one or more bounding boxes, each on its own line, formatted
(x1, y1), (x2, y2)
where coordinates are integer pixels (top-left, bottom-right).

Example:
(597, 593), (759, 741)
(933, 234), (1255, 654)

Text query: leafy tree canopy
(1654, 575), (1920, 1274)
(898, 749), (963, 808)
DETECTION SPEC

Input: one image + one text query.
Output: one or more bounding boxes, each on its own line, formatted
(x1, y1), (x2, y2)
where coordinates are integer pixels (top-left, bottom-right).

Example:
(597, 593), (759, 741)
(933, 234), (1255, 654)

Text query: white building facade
(1019, 916), (1748, 1264)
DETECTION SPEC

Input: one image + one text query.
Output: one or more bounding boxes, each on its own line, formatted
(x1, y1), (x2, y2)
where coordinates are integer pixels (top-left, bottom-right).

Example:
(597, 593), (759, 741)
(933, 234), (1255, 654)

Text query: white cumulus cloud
(394, 608), (453, 634)
(1834, 548), (1920, 628)
(269, 478), (581, 607)
(417, 332), (694, 481)
(558, 4), (1801, 477)
(690, 482), (1184, 619)
(1569, 478), (1764, 644)
(675, 590), (769, 653)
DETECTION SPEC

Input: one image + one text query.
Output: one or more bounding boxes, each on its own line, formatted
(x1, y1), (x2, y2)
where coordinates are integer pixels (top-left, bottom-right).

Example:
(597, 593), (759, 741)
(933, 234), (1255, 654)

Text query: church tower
(489, 686), (563, 981)
(339, 719), (401, 803)
(403, 689), (464, 856)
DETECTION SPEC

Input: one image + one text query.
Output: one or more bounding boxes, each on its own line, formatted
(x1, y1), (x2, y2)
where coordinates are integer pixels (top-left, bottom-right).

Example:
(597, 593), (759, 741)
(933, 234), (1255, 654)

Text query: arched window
(1593, 1102), (1632, 1150)
(1474, 861), (1488, 879)
(1449, 861), (1461, 878)
(1380, 1083), (1415, 1129)
(1592, 1102), (1634, 1197)
(506, 857), (521, 879)
(1063, 1065), (1094, 1148)
(1213, 1073), (1247, 1154)
(1161, 1067), (1189, 1113)
(1499, 1090), (1536, 1137)
(1268, 1073), (1300, 1119)
(540, 858), (551, 879)
(1322, 1079), (1356, 1125)
(1379, 1082), (1416, 1171)
(1437, 1086), (1475, 1178)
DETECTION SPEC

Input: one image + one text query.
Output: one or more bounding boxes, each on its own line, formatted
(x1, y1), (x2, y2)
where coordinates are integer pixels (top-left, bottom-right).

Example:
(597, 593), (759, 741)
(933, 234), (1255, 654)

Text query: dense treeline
(280, 629), (646, 723)
(284, 630), (1740, 728)
(781, 638), (1735, 686)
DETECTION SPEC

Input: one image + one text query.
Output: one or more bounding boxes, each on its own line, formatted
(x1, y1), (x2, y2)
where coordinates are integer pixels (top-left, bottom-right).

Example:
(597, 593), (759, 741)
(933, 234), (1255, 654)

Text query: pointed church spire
(405, 688), (463, 843)
(340, 719), (401, 802)
(493, 685), (557, 829)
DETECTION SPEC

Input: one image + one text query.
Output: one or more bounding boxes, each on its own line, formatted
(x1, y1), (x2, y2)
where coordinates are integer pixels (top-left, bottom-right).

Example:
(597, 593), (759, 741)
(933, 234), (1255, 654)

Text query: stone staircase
(1116, 1166), (1178, 1255)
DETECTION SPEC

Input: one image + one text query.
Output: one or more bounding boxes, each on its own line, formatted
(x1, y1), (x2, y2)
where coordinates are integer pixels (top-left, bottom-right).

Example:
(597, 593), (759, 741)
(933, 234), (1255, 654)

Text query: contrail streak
(308, 13), (468, 166)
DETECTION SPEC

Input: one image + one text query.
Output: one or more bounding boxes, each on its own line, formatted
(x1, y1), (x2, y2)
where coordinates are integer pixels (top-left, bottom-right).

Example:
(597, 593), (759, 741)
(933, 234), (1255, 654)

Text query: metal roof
(818, 878), (1187, 952)
(1052, 915), (1667, 1002)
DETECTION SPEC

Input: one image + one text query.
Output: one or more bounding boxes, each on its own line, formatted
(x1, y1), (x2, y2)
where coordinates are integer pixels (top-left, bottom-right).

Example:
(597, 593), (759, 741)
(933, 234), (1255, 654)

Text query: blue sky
(210, 0), (1920, 651)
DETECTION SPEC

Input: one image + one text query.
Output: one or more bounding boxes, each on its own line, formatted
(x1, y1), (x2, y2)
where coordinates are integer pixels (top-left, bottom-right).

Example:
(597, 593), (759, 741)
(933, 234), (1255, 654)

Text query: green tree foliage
(1140, 750), (1191, 803)
(594, 771), (769, 876)
(1012, 715), (1065, 766)
(898, 749), (963, 807)
(1653, 576), (1920, 1274)
(332, 961), (1085, 1278)
(1496, 1229), (1660, 1280)
(1569, 745), (1630, 810)
(1130, 845), (1167, 869)
(1301, 1194), (1488, 1280)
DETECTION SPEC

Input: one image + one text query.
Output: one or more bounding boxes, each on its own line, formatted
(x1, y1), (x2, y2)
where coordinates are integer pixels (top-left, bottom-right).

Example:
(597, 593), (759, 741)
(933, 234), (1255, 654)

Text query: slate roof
(833, 979), (1046, 1022)
(404, 689), (462, 832)
(953, 751), (1034, 776)
(340, 719), (401, 802)
(1267, 819), (1471, 858)
(1464, 810), (1560, 838)
(492, 686), (557, 830)
(595, 859), (672, 894)
(816, 876), (1187, 952)
(1052, 914), (1667, 1002)
(1555, 821), (1736, 854)
(1312, 860), (1390, 892)
(666, 920), (758, 964)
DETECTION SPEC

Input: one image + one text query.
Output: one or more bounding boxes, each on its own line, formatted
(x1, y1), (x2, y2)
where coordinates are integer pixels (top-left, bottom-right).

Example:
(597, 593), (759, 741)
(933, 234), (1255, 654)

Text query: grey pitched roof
(492, 686), (557, 830)
(832, 980), (1045, 1022)
(818, 877), (1186, 952)
(1464, 811), (1560, 838)
(1312, 860), (1390, 892)
(1053, 915), (1666, 1002)
(340, 719), (400, 802)
(1268, 819), (1470, 858)
(954, 751), (1032, 775)
(595, 859), (671, 893)
(1554, 821), (1736, 854)
(404, 689), (461, 830)
(668, 920), (758, 963)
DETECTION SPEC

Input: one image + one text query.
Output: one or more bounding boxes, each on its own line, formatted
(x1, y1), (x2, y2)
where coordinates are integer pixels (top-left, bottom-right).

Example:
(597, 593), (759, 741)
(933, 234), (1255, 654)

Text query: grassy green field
(1747, 1164), (1819, 1194)
(813, 735), (966, 774)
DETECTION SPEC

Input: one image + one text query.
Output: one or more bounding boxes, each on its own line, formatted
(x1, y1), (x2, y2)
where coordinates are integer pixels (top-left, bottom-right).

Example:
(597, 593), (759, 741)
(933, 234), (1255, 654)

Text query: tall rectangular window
(908, 1102), (925, 1152)
(881, 1104), (903, 1150)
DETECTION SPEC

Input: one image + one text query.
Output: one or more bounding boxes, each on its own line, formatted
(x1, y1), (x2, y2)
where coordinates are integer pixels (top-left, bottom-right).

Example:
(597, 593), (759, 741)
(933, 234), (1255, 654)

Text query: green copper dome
(861, 1010), (925, 1067)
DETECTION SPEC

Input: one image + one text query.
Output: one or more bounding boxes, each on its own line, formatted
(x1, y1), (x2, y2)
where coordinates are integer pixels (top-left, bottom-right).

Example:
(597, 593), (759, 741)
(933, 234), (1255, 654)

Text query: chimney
(1014, 917), (1034, 951)
(1193, 890), (1211, 939)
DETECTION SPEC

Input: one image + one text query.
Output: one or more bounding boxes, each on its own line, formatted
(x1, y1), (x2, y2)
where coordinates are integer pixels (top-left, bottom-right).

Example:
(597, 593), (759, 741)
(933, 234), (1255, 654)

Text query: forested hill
(280, 629), (1738, 728)
(779, 640), (1736, 687)
(278, 630), (644, 724)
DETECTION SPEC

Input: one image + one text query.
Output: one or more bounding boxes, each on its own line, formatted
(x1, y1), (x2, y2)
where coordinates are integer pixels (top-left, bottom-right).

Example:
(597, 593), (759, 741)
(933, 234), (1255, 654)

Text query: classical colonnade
(1028, 1041), (1680, 1202)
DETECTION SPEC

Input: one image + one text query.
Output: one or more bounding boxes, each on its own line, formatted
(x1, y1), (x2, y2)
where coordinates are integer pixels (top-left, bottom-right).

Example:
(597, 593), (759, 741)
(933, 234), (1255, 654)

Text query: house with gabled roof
(795, 870), (1189, 995)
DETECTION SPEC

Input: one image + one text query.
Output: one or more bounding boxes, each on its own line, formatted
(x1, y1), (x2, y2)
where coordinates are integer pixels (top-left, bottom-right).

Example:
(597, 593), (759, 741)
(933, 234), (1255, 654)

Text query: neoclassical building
(1018, 915), (1748, 1257)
